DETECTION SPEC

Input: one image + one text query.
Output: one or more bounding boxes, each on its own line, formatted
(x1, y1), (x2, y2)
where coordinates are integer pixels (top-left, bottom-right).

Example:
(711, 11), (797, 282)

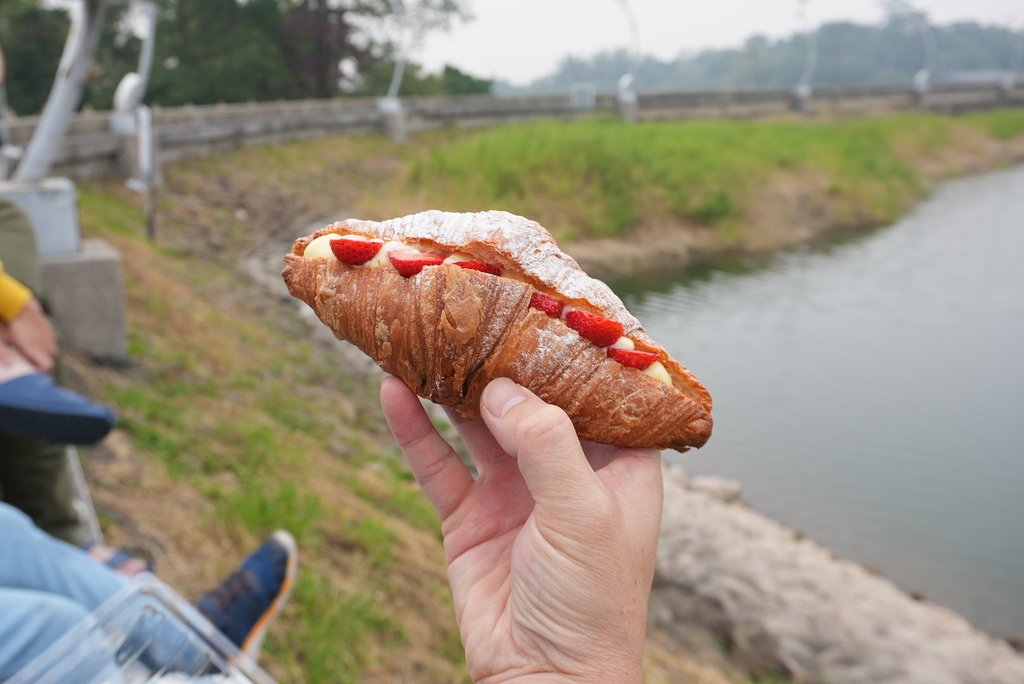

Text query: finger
(22, 347), (54, 374)
(479, 378), (601, 514)
(595, 448), (664, 525)
(380, 376), (473, 520)
(442, 407), (512, 476)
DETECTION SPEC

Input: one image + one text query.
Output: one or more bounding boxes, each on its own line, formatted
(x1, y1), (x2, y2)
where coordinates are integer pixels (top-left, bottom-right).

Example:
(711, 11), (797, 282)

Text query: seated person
(0, 200), (102, 543)
(0, 502), (297, 679)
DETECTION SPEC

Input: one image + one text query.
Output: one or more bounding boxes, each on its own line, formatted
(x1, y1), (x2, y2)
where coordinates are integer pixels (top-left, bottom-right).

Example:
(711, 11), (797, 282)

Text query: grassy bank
(70, 109), (1024, 682)
(147, 108), (1024, 277)
(390, 110), (1024, 243)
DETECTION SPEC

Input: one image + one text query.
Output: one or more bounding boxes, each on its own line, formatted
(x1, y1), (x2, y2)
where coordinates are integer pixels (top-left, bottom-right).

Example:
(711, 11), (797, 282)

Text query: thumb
(480, 378), (602, 514)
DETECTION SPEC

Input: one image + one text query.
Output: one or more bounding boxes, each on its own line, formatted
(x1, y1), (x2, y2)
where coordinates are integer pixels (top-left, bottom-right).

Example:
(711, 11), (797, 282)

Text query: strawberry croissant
(281, 210), (712, 452)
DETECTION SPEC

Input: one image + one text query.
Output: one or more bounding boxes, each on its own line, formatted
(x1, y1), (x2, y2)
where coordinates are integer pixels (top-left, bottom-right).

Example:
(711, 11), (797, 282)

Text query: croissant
(282, 210), (712, 452)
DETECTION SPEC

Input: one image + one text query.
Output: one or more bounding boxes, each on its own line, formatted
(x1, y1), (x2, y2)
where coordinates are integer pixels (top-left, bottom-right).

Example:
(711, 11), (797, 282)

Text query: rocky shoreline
(654, 467), (1024, 683)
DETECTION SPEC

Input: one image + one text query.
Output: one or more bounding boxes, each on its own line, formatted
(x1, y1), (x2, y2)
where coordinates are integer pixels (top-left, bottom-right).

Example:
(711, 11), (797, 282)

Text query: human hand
(380, 377), (663, 684)
(1, 298), (57, 373)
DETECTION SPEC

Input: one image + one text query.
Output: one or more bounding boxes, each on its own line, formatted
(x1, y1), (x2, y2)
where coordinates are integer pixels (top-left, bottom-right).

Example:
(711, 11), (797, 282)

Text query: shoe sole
(0, 404), (114, 444)
(238, 530), (298, 662)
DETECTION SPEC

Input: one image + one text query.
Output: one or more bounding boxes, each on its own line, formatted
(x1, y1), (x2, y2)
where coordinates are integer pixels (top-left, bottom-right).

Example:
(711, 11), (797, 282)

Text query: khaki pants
(0, 198), (84, 545)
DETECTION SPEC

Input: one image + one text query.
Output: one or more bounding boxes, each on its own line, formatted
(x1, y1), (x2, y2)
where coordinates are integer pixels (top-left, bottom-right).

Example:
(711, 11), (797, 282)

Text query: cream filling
(304, 233), (673, 385)
(610, 336), (635, 350)
(302, 233), (344, 259)
(642, 361), (672, 385)
(443, 252), (476, 264)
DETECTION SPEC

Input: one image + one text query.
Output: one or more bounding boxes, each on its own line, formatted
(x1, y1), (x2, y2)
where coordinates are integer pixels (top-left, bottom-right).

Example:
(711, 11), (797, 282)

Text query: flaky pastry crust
(282, 210), (712, 451)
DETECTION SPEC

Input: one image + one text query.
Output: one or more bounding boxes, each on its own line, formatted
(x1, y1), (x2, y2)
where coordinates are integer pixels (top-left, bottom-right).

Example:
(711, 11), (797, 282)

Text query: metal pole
(14, 0), (110, 183)
(385, 0), (407, 100)
(912, 12), (936, 96)
(615, 0), (641, 121)
(134, 1), (157, 93)
(797, 0), (818, 95)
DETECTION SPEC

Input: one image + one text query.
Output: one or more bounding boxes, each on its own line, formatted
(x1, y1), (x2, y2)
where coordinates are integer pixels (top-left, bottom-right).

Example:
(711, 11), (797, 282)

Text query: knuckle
(515, 403), (572, 446)
(414, 452), (452, 489)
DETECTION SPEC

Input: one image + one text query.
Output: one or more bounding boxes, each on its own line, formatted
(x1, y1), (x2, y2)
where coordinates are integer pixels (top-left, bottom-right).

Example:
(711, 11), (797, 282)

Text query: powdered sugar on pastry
(307, 211), (643, 334)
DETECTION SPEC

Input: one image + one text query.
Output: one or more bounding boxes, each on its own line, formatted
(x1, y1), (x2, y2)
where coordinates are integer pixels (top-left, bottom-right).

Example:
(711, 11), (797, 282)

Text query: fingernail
(483, 378), (527, 418)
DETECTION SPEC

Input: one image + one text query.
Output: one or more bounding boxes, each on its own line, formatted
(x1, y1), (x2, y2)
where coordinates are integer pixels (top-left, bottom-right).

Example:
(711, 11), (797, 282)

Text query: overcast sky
(416, 0), (1022, 85)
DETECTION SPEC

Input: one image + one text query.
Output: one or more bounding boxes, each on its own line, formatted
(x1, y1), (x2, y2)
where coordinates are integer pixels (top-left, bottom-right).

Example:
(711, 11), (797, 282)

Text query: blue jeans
(0, 502), (124, 679)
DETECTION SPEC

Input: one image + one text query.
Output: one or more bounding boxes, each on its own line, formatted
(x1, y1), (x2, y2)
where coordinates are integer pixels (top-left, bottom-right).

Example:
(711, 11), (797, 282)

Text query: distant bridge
(6, 81), (1023, 179)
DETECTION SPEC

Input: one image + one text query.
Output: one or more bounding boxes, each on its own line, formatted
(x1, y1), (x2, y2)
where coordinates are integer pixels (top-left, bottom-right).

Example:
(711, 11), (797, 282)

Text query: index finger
(380, 377), (473, 520)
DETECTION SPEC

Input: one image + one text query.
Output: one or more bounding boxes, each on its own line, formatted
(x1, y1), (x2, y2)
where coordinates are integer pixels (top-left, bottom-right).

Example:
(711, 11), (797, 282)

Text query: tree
(147, 0), (301, 106)
(440, 65), (491, 95)
(0, 1), (69, 115)
(280, 0), (467, 99)
(356, 59), (491, 96)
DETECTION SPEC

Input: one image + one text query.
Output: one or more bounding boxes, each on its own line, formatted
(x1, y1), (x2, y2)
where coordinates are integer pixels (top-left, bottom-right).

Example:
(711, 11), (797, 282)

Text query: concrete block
(0, 178), (81, 256)
(41, 239), (126, 362)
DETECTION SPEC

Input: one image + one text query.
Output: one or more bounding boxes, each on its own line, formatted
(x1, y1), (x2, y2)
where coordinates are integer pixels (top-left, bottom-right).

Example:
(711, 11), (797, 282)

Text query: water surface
(614, 164), (1024, 638)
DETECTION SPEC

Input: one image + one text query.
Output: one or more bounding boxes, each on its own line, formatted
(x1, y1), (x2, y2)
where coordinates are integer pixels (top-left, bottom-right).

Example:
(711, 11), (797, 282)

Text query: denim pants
(0, 503), (226, 683)
(0, 501), (124, 679)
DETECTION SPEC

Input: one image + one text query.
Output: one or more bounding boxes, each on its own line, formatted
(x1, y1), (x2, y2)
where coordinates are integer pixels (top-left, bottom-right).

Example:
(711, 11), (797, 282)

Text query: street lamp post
(614, 0), (641, 122)
(378, 0), (409, 142)
(912, 12), (936, 104)
(111, 1), (159, 240)
(14, 0), (109, 183)
(792, 0), (818, 113)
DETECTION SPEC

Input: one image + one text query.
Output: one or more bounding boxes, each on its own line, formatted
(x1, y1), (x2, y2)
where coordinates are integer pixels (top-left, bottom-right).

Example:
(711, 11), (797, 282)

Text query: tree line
(0, 0), (491, 116)
(506, 14), (1024, 95)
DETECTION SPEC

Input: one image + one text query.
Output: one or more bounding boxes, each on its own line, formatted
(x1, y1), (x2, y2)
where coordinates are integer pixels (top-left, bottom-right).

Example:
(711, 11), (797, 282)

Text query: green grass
(267, 571), (403, 683)
(401, 110), (1024, 240)
(968, 108), (1024, 139)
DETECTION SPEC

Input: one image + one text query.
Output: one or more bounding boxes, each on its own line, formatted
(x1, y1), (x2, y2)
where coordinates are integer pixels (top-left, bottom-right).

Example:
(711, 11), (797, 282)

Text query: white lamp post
(912, 12), (936, 100)
(14, 0), (109, 183)
(378, 0), (409, 142)
(792, 0), (818, 112)
(110, 1), (159, 239)
(614, 0), (641, 121)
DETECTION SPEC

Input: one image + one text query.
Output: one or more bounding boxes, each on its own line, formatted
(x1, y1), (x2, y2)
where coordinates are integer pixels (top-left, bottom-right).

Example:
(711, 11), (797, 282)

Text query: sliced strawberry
(565, 310), (624, 347)
(607, 347), (661, 370)
(454, 260), (501, 276)
(529, 292), (564, 318)
(388, 251), (445, 277)
(330, 237), (382, 265)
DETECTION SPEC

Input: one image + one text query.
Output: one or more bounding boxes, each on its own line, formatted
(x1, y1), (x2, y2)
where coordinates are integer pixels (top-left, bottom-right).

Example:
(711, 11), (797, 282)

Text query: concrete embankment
(654, 467), (1024, 684)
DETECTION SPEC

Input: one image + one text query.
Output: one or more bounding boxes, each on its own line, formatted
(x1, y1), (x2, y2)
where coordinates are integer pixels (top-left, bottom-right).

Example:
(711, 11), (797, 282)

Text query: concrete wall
(7, 81), (1024, 179)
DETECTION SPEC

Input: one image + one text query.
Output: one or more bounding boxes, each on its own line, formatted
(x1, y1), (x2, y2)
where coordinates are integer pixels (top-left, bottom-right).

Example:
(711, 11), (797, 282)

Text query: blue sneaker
(196, 530), (298, 660)
(0, 372), (115, 444)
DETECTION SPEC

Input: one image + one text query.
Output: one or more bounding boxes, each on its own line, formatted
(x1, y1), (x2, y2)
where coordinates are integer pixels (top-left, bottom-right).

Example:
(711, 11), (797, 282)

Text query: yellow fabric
(0, 260), (31, 322)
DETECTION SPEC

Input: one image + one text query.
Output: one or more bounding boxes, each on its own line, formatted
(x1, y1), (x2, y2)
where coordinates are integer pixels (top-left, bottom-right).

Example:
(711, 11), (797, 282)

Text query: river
(613, 164), (1024, 639)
